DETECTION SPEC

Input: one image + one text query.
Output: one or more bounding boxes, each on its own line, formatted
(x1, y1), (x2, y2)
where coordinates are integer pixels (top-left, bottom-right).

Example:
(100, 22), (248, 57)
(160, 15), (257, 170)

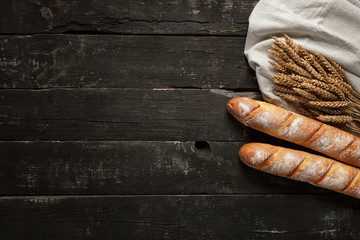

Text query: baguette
(239, 143), (360, 199)
(227, 97), (360, 167)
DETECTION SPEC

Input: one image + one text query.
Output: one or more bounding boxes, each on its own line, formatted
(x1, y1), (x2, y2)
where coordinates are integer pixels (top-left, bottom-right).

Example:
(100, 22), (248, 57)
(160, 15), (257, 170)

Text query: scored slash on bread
(239, 143), (360, 199)
(227, 97), (360, 168)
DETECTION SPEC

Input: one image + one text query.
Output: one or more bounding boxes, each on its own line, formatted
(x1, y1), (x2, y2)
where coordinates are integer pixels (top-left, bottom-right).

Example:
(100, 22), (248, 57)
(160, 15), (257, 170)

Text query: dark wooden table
(1, 0), (360, 239)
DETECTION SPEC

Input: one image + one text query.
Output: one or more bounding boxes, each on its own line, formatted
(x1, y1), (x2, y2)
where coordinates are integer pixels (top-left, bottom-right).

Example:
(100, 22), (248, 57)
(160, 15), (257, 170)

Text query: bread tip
(227, 97), (260, 123)
(238, 143), (252, 164)
(239, 143), (275, 167)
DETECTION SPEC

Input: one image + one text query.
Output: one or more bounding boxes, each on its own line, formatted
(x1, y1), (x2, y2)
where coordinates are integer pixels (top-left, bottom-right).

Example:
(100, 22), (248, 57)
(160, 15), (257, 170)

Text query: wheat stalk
(269, 34), (360, 135)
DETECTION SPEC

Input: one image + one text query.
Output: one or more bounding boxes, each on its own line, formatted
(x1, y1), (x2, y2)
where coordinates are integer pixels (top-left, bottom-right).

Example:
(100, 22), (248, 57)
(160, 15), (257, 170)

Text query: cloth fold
(245, 0), (360, 112)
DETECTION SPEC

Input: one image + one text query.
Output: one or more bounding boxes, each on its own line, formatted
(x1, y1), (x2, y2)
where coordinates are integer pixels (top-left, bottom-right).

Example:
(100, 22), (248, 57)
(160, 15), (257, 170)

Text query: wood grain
(1, 0), (258, 35)
(0, 141), (325, 195)
(1, 195), (359, 240)
(0, 89), (265, 141)
(0, 35), (256, 89)
(3, 0), (352, 238)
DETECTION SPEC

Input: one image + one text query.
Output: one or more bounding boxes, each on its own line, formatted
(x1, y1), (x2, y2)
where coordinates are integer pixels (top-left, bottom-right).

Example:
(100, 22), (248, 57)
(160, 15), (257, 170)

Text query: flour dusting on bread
(238, 102), (251, 118)
(317, 163), (357, 191)
(290, 156), (331, 183)
(261, 150), (303, 176)
(249, 149), (269, 166)
(307, 126), (355, 157)
(278, 116), (303, 139)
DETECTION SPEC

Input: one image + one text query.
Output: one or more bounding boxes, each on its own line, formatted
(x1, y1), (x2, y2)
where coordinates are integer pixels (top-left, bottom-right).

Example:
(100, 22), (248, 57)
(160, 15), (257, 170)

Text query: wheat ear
(269, 34), (360, 134)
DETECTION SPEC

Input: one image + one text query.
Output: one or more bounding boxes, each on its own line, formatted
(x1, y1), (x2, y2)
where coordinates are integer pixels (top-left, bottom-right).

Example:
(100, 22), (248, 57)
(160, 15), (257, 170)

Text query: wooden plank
(0, 141), (324, 195)
(0, 35), (256, 89)
(1, 195), (359, 239)
(0, 89), (266, 141)
(0, 0), (259, 35)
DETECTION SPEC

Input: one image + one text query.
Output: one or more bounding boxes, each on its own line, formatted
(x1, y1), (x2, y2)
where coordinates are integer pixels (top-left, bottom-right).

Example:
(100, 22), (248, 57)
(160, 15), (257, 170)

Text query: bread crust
(228, 97), (360, 167)
(239, 143), (360, 199)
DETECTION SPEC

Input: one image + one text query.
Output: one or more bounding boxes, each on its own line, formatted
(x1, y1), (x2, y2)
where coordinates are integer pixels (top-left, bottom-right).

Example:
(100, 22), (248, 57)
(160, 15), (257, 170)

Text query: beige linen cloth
(245, 0), (360, 112)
